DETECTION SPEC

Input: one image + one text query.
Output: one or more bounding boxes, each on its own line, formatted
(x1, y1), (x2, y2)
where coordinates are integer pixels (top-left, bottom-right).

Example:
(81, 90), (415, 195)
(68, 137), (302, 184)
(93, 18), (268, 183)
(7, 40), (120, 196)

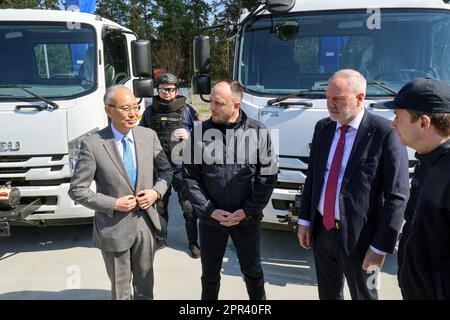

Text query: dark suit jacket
(299, 111), (410, 261)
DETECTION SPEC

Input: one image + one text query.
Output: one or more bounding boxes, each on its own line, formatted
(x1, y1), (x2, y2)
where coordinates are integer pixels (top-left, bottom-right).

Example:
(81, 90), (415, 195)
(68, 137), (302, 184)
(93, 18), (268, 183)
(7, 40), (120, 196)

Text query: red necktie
(323, 125), (349, 230)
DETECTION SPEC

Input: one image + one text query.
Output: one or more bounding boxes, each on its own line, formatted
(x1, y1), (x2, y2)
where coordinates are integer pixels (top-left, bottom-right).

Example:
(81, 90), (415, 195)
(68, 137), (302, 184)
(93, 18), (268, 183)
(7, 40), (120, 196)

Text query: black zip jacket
(398, 139), (450, 299)
(182, 110), (278, 226)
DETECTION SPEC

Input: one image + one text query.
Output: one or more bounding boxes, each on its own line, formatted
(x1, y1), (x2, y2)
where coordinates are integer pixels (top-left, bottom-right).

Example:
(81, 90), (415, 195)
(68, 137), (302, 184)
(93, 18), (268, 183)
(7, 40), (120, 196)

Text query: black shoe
(189, 242), (200, 259)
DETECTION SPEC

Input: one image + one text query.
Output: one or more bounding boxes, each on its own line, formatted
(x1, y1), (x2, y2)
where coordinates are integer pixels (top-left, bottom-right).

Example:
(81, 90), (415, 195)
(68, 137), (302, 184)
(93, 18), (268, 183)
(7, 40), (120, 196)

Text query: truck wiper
(267, 87), (326, 106)
(0, 84), (59, 109)
(366, 81), (397, 96)
(267, 81), (397, 106)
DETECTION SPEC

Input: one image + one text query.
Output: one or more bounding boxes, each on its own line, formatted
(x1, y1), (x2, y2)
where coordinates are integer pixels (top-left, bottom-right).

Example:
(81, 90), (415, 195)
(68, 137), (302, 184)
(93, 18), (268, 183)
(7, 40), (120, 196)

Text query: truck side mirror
(191, 74), (211, 95)
(133, 79), (154, 98)
(267, 0), (296, 13)
(193, 36), (210, 74)
(131, 40), (152, 78)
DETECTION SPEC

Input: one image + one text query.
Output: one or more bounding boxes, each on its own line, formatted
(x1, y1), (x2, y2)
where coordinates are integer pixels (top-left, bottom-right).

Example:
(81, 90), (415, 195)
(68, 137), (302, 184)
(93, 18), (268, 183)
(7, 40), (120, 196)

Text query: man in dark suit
(69, 85), (172, 300)
(297, 69), (410, 300)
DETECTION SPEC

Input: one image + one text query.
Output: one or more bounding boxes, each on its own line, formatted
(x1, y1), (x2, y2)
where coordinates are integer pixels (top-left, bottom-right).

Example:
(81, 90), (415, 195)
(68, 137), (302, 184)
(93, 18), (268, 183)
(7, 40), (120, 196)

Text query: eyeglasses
(158, 87), (177, 94)
(108, 104), (141, 113)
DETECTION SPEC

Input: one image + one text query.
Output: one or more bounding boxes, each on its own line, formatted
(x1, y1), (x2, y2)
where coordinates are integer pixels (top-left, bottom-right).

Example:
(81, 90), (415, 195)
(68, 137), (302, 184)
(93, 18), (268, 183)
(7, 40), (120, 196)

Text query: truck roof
(257, 0), (450, 15)
(0, 9), (130, 32)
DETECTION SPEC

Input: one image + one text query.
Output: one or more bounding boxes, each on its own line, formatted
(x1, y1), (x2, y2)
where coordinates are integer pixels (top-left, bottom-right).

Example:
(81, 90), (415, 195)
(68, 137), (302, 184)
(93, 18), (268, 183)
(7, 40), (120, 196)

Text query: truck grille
(0, 155), (64, 163)
(275, 181), (301, 190)
(272, 199), (292, 210)
(0, 165), (64, 175)
(21, 196), (57, 206)
(0, 154), (67, 180)
(0, 155), (33, 163)
(0, 178), (71, 187)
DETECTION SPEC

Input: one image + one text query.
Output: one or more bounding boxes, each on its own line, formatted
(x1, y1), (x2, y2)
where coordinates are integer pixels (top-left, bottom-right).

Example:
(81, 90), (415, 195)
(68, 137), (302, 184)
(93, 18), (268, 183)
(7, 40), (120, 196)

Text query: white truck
(192, 0), (450, 230)
(0, 9), (154, 236)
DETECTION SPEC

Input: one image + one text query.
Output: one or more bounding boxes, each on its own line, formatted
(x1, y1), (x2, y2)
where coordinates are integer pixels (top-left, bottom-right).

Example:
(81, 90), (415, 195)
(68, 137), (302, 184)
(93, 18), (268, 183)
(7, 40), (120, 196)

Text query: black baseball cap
(374, 77), (450, 113)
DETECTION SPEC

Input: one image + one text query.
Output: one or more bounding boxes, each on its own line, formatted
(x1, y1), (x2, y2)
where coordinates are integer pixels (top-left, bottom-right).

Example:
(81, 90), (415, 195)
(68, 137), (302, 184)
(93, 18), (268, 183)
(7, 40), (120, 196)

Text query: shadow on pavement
(0, 224), (93, 260)
(219, 228), (317, 288)
(0, 289), (109, 300)
(164, 194), (318, 288)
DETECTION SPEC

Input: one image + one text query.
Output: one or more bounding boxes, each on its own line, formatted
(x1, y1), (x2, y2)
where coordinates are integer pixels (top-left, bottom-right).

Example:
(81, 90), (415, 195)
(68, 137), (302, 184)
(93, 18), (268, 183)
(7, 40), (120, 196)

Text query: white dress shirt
(298, 109), (385, 255)
(111, 124), (137, 168)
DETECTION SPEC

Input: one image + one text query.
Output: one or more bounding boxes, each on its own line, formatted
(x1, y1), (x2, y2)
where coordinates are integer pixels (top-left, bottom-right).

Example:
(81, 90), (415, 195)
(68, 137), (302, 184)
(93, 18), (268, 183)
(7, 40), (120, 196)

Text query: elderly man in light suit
(69, 85), (172, 300)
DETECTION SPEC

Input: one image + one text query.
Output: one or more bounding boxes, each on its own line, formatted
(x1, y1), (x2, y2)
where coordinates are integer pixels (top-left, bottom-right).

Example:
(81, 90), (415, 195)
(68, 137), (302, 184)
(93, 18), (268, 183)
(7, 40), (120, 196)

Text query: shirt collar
(336, 108), (365, 131)
(111, 123), (134, 144)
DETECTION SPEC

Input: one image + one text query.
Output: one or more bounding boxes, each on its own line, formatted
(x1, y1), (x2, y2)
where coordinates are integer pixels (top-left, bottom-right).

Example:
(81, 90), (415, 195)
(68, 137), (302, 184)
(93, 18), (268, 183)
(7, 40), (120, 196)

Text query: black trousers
(156, 171), (198, 243)
(312, 212), (378, 300)
(199, 221), (265, 300)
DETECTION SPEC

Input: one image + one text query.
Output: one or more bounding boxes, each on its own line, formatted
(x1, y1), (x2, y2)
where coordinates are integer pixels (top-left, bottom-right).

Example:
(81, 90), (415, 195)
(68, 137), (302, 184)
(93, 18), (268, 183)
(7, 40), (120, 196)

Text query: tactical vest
(147, 99), (187, 162)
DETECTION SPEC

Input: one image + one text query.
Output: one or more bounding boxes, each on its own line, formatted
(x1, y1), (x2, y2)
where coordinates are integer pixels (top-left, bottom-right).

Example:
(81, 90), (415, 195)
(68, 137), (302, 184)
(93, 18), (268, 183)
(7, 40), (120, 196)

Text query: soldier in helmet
(139, 72), (200, 259)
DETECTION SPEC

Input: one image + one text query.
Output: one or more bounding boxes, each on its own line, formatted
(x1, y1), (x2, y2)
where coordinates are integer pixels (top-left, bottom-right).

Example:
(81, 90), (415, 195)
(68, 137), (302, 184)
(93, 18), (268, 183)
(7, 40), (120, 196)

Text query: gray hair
(103, 85), (131, 105)
(329, 69), (367, 95)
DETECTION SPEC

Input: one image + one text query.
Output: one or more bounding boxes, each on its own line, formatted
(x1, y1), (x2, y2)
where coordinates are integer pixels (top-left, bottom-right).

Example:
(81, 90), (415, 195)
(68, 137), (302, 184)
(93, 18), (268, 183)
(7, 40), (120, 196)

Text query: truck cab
(193, 0), (450, 230)
(0, 9), (152, 235)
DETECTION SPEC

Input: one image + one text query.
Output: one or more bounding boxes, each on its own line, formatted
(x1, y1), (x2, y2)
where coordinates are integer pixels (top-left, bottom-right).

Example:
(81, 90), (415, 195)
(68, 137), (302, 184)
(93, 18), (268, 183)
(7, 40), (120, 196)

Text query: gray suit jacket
(68, 125), (172, 252)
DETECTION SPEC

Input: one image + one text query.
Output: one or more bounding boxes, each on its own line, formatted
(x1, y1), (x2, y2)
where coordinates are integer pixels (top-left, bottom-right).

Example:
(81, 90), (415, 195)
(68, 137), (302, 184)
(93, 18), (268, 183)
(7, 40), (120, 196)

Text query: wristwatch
(154, 189), (161, 200)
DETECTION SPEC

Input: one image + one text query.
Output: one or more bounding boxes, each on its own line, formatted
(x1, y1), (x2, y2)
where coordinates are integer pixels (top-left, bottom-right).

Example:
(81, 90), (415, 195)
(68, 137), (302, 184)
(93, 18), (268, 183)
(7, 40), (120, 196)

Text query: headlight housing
(68, 128), (98, 174)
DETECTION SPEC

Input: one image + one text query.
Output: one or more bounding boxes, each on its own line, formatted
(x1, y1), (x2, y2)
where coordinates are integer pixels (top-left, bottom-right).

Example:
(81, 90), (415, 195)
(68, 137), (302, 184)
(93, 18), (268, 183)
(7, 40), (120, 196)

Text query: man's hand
(362, 248), (386, 271)
(210, 209), (232, 223)
(173, 128), (189, 140)
(135, 189), (158, 210)
(297, 225), (312, 250)
(114, 195), (137, 212)
(220, 209), (246, 227)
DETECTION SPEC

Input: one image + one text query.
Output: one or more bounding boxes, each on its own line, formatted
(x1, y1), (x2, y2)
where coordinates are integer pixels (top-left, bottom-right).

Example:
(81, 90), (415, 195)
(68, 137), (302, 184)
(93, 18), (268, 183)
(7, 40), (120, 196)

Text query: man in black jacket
(182, 80), (278, 300)
(377, 77), (450, 299)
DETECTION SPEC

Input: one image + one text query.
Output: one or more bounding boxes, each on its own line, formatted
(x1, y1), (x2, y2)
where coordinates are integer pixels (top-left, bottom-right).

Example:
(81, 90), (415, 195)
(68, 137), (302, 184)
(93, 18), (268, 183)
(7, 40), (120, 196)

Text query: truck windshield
(0, 23), (96, 100)
(238, 9), (450, 96)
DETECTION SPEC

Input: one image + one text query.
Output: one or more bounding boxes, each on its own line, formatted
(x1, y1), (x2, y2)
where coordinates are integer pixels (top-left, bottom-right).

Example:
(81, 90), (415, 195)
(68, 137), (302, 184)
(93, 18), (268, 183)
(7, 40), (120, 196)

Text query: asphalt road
(0, 193), (402, 300)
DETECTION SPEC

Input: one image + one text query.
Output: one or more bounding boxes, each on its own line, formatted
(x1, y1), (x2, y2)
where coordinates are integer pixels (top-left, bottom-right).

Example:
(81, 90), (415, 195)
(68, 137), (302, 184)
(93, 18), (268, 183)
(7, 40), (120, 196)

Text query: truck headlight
(68, 128), (98, 174)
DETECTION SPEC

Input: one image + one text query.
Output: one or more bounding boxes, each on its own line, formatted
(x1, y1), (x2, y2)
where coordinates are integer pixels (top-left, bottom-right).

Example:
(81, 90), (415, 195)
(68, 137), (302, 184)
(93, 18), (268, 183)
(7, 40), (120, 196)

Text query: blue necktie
(122, 136), (136, 187)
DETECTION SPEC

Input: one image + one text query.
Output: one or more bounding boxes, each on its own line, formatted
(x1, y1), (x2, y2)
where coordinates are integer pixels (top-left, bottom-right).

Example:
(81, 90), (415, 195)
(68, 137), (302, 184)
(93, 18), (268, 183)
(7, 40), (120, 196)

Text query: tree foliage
(0, 0), (61, 9)
(1, 0), (264, 82)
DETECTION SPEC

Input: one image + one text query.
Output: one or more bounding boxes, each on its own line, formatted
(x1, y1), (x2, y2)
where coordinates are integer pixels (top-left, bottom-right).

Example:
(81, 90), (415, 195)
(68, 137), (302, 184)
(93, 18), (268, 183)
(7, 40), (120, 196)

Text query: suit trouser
(156, 172), (198, 243)
(101, 213), (156, 300)
(312, 213), (378, 300)
(199, 221), (265, 300)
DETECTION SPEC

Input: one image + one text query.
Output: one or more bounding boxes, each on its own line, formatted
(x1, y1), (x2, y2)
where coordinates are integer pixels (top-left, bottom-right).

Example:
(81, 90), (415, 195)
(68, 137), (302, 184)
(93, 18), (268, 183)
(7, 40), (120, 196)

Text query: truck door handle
(16, 104), (50, 111)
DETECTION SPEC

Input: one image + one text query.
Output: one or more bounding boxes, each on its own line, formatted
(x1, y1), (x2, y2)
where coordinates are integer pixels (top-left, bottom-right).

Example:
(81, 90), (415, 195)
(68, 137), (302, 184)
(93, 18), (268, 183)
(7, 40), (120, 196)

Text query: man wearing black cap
(377, 77), (450, 299)
(139, 72), (201, 258)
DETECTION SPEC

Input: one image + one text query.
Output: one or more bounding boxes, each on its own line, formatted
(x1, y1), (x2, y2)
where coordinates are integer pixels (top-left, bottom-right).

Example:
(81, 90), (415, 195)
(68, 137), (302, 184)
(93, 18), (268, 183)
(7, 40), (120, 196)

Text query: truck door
(103, 30), (131, 88)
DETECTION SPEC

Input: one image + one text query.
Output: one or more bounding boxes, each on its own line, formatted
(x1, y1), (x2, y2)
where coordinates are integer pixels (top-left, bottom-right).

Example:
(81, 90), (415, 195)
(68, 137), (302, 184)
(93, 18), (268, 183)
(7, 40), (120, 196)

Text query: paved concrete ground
(0, 193), (402, 300)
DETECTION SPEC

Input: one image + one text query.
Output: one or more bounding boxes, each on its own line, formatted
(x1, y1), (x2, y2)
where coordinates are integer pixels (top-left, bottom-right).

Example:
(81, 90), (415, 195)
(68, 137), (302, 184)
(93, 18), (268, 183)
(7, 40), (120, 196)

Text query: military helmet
(156, 73), (179, 86)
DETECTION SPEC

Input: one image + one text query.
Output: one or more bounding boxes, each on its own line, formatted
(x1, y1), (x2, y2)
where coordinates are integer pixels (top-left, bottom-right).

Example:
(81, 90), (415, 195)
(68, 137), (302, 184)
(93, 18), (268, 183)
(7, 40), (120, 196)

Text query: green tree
(206, 0), (260, 80)
(152, 0), (210, 81)
(0, 0), (61, 9)
(0, 0), (265, 85)
(212, 0), (259, 24)
(96, 0), (156, 41)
